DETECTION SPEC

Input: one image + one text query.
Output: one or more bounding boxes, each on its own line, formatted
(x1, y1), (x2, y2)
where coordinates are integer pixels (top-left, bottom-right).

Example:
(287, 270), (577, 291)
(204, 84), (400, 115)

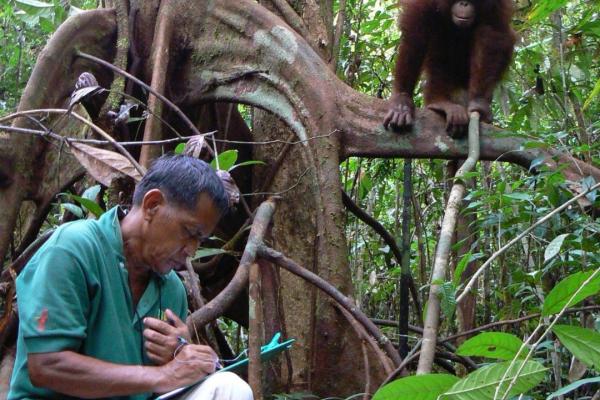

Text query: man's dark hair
(133, 154), (229, 215)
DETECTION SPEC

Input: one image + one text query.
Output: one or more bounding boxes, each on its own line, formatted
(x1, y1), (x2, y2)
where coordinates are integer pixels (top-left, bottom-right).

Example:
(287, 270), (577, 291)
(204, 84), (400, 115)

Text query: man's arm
(28, 344), (217, 398)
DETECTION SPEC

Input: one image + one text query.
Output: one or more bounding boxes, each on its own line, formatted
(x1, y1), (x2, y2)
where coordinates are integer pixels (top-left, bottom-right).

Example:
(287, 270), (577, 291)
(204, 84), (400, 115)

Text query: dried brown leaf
(216, 169), (240, 207)
(68, 142), (144, 186)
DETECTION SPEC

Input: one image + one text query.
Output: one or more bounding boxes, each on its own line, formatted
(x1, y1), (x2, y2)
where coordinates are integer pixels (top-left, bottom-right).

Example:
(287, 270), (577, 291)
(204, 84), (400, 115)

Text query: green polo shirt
(8, 206), (188, 400)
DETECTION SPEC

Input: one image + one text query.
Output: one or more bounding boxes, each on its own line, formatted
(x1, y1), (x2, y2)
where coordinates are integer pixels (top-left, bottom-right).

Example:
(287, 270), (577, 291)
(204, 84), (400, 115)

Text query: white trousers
(176, 372), (253, 400)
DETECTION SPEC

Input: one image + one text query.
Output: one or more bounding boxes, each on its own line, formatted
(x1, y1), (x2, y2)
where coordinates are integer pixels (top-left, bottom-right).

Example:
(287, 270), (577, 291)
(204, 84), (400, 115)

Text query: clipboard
(156, 333), (294, 399)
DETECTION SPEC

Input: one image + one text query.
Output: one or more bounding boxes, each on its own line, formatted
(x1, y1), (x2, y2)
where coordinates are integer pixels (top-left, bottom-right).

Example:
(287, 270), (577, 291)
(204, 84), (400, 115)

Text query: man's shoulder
(50, 218), (103, 252)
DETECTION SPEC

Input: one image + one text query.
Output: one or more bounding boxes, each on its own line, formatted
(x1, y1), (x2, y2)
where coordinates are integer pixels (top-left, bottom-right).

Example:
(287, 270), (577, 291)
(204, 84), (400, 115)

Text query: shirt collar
(98, 206), (126, 263)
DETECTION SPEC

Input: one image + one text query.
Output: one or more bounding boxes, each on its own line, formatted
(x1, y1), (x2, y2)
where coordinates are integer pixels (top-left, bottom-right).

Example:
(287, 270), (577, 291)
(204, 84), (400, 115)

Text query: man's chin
(158, 259), (186, 274)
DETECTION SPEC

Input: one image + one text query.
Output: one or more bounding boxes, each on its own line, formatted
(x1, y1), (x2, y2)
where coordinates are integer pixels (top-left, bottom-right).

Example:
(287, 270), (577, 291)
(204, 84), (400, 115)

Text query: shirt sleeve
(16, 245), (90, 354)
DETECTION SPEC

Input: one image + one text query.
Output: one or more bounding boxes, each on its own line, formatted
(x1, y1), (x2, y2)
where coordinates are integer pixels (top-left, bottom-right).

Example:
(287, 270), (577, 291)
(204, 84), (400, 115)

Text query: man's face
(140, 191), (220, 275)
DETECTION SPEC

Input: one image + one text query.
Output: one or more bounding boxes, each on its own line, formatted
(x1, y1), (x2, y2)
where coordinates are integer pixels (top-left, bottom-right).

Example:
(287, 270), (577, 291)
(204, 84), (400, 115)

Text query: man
(8, 155), (253, 400)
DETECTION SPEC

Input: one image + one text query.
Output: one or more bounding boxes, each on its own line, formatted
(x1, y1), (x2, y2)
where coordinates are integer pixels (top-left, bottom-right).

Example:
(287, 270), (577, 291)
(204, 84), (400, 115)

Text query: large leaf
(544, 233), (569, 263)
(440, 360), (547, 400)
(546, 377), (600, 400)
(211, 149), (238, 171)
(456, 332), (525, 361)
(372, 374), (459, 400)
(68, 142), (144, 186)
(552, 325), (600, 373)
(542, 270), (600, 316)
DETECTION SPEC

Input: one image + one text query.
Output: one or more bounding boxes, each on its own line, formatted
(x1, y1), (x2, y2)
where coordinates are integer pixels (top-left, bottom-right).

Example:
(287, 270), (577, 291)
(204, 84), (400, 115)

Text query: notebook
(156, 333), (295, 399)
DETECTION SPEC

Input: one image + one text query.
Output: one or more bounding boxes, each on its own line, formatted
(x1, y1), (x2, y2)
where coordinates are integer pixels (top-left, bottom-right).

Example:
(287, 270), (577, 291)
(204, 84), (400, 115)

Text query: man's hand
(143, 309), (191, 365)
(154, 344), (218, 394)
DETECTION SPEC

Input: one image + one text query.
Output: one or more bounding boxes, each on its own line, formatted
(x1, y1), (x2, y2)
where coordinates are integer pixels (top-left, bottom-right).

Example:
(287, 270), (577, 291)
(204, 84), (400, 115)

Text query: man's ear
(141, 189), (166, 220)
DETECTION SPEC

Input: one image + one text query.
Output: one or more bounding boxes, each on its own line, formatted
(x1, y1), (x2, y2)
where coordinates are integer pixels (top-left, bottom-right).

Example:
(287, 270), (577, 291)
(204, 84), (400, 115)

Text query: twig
(457, 180), (600, 305)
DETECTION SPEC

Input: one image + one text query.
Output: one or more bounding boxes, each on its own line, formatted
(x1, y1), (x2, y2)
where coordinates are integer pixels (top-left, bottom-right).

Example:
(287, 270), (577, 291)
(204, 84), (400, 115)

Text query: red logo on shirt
(37, 308), (48, 331)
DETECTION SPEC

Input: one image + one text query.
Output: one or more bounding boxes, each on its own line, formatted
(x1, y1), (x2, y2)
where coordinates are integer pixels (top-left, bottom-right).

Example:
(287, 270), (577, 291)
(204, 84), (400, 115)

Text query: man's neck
(120, 209), (151, 306)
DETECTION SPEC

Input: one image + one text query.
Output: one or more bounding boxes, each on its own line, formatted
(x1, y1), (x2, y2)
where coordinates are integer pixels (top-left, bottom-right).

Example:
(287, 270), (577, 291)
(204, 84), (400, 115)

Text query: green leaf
(542, 270), (600, 316)
(544, 233), (569, 263)
(174, 143), (185, 154)
(15, 0), (53, 13)
(372, 374), (459, 400)
(452, 253), (484, 287)
(193, 247), (229, 260)
(68, 194), (104, 218)
(527, 0), (569, 24)
(439, 282), (456, 320)
(456, 332), (525, 361)
(552, 325), (600, 373)
(583, 78), (600, 110)
(61, 203), (84, 219)
(546, 376), (600, 399)
(453, 252), (471, 287)
(440, 360), (547, 400)
(211, 149), (238, 171)
(82, 184), (101, 202)
(502, 192), (533, 202)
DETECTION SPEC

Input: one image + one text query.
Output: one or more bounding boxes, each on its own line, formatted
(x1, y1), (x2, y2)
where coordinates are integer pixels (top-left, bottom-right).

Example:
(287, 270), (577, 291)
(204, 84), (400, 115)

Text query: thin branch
(335, 303), (395, 375)
(0, 108), (144, 176)
(381, 340), (422, 386)
(246, 168), (310, 197)
(258, 132), (295, 194)
(457, 180), (600, 305)
(440, 305), (600, 344)
(496, 268), (600, 400)
(0, 124), (217, 147)
(76, 52), (201, 141)
(257, 245), (402, 367)
(342, 190), (422, 316)
(0, 229), (55, 283)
